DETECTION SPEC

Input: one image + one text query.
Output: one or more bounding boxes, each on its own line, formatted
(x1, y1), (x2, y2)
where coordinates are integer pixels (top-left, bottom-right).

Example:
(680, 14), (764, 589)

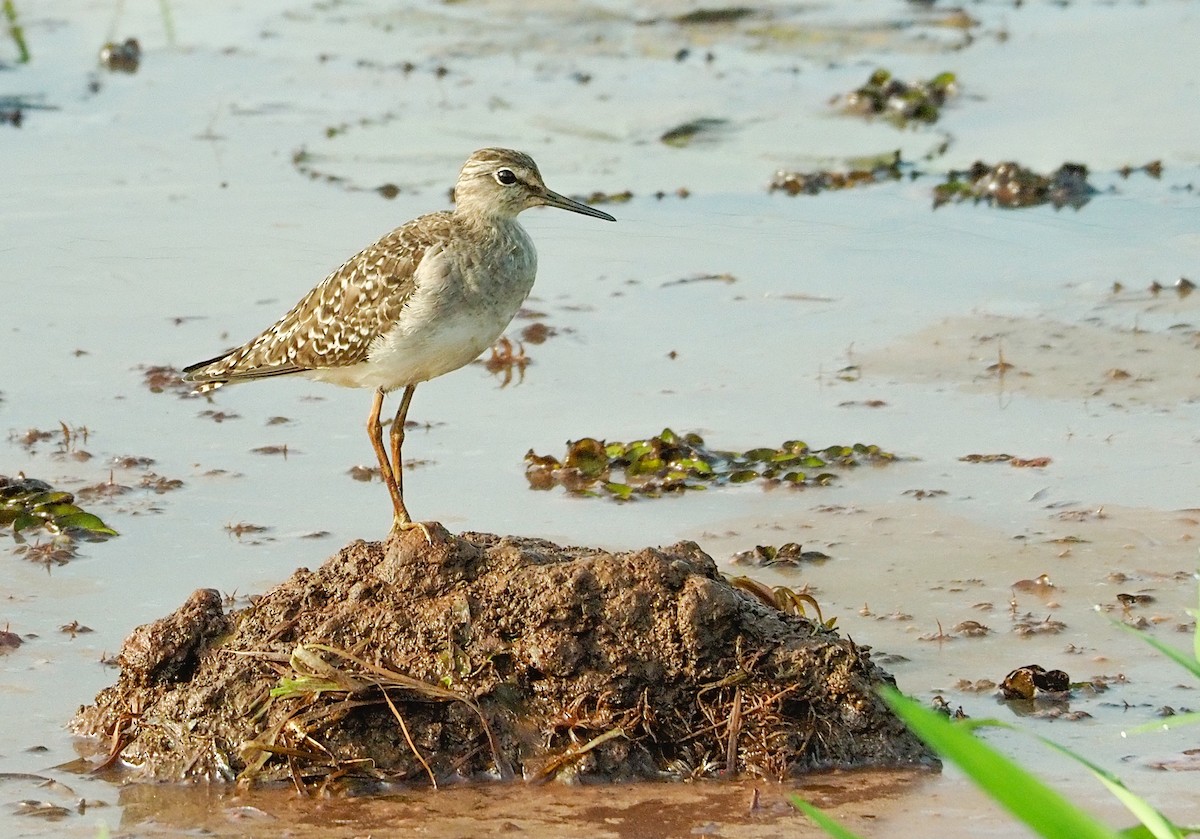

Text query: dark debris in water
(60, 620), (94, 637)
(1112, 277), (1195, 299)
(251, 445), (293, 457)
(475, 336), (528, 387)
(581, 190), (633, 205)
(660, 117), (730, 148)
(673, 7), (755, 25)
(960, 453), (1052, 468)
(2, 475), (119, 565)
(525, 428), (895, 501)
(0, 629), (23, 654)
(770, 151), (905, 196)
(1000, 664), (1070, 700)
(933, 161), (1096, 209)
(138, 365), (200, 398)
(198, 409), (241, 423)
(99, 38), (142, 73)
(1118, 160), (1163, 179)
(662, 272), (737, 288)
(731, 543), (830, 568)
(519, 321), (556, 345)
(834, 69), (958, 127)
(9, 422), (91, 460)
(1, 94), (59, 128)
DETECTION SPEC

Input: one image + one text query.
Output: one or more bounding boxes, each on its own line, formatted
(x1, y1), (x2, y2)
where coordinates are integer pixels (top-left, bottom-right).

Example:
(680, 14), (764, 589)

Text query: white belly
(308, 225), (536, 391)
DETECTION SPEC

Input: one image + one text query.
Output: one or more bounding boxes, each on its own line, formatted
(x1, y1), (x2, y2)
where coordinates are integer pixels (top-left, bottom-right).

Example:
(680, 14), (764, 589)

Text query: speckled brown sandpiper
(183, 148), (615, 532)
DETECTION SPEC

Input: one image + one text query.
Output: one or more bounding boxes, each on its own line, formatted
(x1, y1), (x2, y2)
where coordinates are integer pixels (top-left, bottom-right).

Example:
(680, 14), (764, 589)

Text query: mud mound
(72, 526), (935, 785)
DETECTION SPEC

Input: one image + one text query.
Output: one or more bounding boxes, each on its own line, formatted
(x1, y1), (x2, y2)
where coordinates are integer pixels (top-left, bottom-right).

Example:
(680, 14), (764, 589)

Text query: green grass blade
(1005, 723), (1182, 839)
(1126, 710), (1200, 735)
(1113, 621), (1200, 684)
(1118, 827), (1200, 839)
(789, 795), (870, 839)
(881, 688), (1122, 839)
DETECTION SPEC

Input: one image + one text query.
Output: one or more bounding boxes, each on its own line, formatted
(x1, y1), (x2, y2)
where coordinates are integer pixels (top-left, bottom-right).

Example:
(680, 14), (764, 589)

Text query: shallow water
(3, 1), (1200, 836)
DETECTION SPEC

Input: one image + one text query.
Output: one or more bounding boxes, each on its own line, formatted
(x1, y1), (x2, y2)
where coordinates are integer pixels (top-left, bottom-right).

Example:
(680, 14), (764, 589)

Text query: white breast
(308, 221), (537, 392)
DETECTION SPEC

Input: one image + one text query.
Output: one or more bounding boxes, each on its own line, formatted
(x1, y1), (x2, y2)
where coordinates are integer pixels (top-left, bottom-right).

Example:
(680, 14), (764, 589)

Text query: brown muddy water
(3, 1), (1200, 837)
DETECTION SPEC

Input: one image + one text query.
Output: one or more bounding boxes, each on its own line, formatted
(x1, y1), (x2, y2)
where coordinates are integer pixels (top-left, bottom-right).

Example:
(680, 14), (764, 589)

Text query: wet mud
(72, 526), (934, 786)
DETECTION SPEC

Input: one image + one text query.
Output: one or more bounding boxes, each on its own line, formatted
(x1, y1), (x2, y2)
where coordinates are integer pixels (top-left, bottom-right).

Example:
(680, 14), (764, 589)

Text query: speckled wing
(183, 212), (456, 386)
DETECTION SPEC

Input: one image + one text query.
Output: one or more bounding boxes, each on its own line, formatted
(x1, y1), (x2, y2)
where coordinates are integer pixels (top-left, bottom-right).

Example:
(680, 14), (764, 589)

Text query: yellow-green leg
(367, 388), (406, 523)
(388, 383), (418, 526)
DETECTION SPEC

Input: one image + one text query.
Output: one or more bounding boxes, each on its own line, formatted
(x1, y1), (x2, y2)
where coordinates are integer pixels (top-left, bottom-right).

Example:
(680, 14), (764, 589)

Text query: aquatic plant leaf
(931, 71), (957, 89)
(638, 457), (669, 477)
(743, 448), (778, 462)
(54, 512), (119, 536)
(671, 457), (713, 475)
(37, 503), (84, 519)
(564, 438), (609, 479)
(659, 118), (728, 148)
(603, 482), (634, 501)
(2, 474), (120, 546)
(11, 513), (40, 532)
(26, 490), (74, 506)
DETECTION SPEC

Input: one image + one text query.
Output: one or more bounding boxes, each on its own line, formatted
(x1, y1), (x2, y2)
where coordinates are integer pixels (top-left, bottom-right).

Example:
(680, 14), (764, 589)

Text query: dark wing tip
(181, 352), (233, 382)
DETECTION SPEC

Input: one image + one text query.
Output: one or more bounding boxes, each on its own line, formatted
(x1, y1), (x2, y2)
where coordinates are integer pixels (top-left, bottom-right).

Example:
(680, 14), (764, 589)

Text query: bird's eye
(494, 168), (518, 186)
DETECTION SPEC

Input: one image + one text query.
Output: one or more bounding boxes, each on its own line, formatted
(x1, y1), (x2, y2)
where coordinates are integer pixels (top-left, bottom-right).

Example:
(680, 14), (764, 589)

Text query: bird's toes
(389, 518), (440, 546)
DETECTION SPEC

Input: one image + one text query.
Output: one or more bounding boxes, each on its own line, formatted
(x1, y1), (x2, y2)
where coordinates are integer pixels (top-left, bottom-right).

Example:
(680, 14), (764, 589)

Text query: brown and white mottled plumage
(183, 148), (615, 531)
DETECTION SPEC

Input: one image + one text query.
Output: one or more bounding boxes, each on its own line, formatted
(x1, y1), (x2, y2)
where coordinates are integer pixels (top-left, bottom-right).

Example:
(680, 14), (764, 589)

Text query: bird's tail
(182, 353), (234, 392)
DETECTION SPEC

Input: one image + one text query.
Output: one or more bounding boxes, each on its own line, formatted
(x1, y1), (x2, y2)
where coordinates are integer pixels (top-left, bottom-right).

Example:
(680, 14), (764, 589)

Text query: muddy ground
(72, 526), (934, 787)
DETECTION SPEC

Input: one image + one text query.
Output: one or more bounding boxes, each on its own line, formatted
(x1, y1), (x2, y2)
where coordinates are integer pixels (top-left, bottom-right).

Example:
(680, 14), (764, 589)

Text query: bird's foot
(389, 517), (436, 545)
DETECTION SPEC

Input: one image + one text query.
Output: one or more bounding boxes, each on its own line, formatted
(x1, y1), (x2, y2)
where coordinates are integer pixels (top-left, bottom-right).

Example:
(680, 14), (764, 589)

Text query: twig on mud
(307, 643), (510, 780)
(380, 686), (437, 788)
(238, 643), (510, 786)
(724, 687), (743, 777)
(531, 727), (627, 783)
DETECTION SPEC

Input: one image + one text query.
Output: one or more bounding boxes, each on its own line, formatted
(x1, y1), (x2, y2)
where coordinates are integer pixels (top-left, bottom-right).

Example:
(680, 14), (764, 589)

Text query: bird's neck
(454, 206), (523, 236)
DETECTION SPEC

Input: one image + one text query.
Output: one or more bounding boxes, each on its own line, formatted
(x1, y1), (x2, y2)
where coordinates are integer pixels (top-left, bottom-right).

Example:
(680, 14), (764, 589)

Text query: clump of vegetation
(1, 475), (118, 539)
(934, 161), (1096, 209)
(769, 151), (904, 196)
(835, 69), (958, 126)
(525, 428), (895, 500)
